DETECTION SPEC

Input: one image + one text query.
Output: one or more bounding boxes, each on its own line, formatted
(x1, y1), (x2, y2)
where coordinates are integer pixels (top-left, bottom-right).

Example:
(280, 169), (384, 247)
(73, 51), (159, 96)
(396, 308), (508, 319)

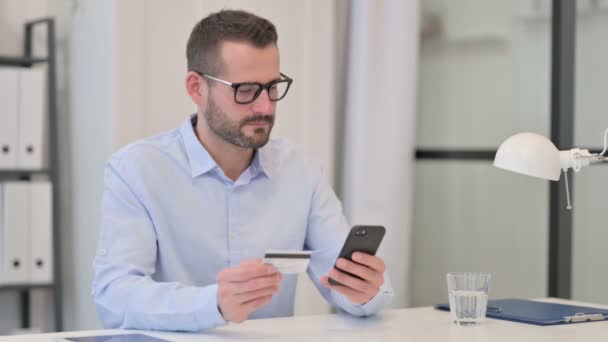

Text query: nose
(251, 89), (275, 115)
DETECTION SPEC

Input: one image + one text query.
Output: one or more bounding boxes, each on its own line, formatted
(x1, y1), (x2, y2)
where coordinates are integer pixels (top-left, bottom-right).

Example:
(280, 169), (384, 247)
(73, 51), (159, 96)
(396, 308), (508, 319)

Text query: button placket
(226, 185), (240, 266)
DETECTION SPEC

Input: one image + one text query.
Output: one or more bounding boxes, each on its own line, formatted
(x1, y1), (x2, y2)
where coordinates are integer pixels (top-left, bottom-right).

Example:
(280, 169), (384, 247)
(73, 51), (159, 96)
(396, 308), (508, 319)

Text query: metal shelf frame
(0, 17), (63, 332)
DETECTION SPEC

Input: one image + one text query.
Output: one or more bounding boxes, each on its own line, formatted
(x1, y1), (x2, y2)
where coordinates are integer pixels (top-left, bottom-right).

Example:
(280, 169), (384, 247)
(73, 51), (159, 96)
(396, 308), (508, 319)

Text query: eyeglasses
(195, 71), (293, 105)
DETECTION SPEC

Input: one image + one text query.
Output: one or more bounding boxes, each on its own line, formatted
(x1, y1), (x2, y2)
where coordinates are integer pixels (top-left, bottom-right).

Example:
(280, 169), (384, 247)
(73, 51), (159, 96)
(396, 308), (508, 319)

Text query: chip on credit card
(263, 250), (312, 274)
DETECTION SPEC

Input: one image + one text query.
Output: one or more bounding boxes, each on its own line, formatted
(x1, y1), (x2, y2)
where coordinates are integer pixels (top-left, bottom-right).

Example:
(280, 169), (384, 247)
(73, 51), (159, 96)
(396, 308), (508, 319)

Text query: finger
(240, 258), (263, 266)
(320, 277), (369, 304)
(242, 294), (274, 312)
(336, 258), (380, 285)
(218, 263), (278, 282)
(227, 273), (283, 295)
(352, 253), (385, 273)
(329, 268), (378, 295)
(236, 285), (279, 304)
(320, 276), (343, 289)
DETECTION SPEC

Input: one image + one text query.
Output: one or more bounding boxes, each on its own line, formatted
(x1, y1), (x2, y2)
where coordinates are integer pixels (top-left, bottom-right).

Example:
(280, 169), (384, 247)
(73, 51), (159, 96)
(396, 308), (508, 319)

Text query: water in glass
(449, 290), (488, 326)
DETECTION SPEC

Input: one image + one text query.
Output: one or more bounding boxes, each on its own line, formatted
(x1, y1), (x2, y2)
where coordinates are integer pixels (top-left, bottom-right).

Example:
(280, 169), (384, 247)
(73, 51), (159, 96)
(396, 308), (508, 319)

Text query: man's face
(202, 41), (280, 149)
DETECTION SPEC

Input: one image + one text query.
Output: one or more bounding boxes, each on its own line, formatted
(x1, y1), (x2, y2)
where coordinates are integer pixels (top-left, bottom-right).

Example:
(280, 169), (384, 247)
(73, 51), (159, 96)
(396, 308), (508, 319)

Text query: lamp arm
(557, 128), (607, 210)
(559, 126), (608, 172)
(559, 149), (595, 172)
(600, 127), (608, 156)
(563, 169), (572, 210)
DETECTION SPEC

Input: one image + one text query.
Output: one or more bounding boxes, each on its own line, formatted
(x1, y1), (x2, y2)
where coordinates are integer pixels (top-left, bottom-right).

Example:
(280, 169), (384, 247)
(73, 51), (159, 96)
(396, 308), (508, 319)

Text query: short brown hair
(186, 9), (278, 76)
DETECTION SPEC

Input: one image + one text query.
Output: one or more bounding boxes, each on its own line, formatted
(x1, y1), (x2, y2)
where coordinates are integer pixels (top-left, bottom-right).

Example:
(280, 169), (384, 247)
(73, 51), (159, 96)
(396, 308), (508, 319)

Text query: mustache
(240, 115), (274, 126)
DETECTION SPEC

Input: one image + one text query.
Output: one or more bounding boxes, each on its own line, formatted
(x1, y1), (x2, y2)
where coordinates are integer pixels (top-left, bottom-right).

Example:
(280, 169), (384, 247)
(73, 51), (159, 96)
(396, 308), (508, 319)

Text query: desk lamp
(494, 128), (608, 209)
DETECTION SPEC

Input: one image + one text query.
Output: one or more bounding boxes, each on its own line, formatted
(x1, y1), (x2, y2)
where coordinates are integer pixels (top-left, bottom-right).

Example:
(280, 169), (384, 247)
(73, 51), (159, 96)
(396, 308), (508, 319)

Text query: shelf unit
(0, 17), (63, 332)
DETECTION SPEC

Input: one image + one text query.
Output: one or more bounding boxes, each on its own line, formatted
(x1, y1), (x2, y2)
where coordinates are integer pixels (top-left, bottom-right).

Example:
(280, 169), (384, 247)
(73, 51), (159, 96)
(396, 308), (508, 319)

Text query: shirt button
(99, 249), (107, 256)
(229, 233), (236, 240)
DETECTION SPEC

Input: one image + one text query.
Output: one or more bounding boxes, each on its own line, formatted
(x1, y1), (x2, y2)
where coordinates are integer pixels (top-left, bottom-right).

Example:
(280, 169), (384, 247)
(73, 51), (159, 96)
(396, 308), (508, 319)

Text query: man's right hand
(216, 259), (282, 323)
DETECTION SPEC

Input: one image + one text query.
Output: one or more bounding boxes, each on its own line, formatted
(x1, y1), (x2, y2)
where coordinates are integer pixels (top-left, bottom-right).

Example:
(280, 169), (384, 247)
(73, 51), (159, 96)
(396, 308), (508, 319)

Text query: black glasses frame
(195, 71), (293, 105)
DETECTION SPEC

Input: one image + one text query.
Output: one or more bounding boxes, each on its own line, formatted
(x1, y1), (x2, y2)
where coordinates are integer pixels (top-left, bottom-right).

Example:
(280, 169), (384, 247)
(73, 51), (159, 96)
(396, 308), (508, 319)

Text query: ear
(185, 71), (207, 106)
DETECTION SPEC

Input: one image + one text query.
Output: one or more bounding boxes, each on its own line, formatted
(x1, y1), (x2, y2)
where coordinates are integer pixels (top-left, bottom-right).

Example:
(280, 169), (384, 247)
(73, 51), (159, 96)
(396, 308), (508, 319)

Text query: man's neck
(194, 116), (254, 181)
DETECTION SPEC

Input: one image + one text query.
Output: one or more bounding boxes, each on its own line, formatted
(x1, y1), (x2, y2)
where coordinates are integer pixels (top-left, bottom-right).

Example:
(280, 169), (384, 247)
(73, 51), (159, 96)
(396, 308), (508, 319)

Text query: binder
(436, 298), (608, 326)
(0, 182), (30, 284)
(17, 66), (47, 170)
(0, 67), (19, 169)
(29, 181), (53, 283)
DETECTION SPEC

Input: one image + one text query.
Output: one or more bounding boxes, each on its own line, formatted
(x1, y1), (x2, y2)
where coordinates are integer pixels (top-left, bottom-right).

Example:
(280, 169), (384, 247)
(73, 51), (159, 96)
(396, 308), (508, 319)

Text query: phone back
(338, 225), (386, 260)
(329, 225), (386, 286)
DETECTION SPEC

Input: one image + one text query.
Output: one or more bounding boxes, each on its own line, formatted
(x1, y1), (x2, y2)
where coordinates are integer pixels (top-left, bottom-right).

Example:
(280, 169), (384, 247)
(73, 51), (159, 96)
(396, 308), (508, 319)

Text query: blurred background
(0, 0), (607, 335)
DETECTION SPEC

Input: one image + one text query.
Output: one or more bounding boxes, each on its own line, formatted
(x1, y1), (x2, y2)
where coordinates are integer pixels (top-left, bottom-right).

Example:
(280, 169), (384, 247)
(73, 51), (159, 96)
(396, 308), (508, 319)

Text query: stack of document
(0, 66), (48, 170)
(0, 181), (53, 285)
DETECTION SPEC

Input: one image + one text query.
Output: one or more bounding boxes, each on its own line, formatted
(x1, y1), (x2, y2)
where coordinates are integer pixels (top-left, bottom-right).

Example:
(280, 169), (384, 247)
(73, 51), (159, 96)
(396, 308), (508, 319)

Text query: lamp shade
(494, 132), (561, 181)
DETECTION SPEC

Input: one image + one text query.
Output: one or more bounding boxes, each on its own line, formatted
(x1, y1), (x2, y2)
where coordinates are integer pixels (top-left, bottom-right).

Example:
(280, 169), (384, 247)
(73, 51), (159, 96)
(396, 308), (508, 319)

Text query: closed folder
(436, 298), (608, 326)
(0, 182), (30, 284)
(0, 68), (19, 169)
(17, 66), (47, 170)
(29, 181), (53, 283)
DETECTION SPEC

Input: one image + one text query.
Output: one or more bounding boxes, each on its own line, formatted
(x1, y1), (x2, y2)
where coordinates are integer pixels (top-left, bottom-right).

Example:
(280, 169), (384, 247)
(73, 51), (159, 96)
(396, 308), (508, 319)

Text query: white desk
(2, 299), (607, 341)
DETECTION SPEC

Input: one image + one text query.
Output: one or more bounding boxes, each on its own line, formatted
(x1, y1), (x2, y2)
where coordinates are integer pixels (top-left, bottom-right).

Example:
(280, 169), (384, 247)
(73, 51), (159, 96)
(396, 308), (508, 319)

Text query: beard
(203, 97), (275, 149)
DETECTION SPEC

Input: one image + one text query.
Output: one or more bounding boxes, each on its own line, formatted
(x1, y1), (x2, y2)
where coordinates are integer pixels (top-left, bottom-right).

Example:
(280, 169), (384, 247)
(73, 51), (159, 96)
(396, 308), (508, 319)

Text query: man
(92, 9), (393, 331)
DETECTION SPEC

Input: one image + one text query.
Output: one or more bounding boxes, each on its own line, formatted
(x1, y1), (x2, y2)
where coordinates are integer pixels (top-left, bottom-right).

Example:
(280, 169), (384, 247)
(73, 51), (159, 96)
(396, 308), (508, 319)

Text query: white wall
(113, 0), (198, 149)
(341, 0), (418, 309)
(417, 0), (551, 150)
(572, 5), (608, 305)
(68, 0), (116, 331)
(411, 162), (549, 306)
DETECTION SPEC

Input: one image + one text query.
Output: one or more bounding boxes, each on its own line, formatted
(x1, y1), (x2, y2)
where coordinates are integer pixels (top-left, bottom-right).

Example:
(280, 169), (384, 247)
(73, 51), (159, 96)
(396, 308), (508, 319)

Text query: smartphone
(328, 225), (386, 286)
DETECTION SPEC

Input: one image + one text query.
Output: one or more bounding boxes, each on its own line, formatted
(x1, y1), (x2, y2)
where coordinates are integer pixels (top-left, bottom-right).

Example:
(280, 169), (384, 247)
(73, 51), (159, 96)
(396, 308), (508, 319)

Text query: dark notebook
(435, 298), (608, 326)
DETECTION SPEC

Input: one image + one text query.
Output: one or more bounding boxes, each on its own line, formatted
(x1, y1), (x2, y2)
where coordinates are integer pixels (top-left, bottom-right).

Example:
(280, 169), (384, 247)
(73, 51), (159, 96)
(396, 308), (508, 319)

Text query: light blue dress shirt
(92, 114), (393, 331)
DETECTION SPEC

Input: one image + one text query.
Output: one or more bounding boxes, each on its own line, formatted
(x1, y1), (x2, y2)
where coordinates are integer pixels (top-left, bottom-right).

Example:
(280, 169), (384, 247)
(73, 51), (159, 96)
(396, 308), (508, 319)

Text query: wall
(411, 0), (552, 306)
(341, 0), (418, 308)
(572, 3), (608, 305)
(417, 0), (550, 149)
(68, 0), (116, 331)
(113, 0), (197, 149)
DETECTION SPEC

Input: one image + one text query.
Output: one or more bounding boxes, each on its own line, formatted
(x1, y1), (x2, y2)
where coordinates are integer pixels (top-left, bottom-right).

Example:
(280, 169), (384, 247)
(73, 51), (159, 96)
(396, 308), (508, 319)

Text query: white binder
(0, 182), (30, 284)
(0, 68), (19, 169)
(29, 181), (53, 283)
(17, 66), (47, 170)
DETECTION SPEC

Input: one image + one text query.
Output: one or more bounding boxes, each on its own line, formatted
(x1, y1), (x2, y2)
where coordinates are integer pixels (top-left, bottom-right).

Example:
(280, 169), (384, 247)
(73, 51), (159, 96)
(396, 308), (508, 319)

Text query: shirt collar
(251, 147), (275, 179)
(180, 114), (277, 179)
(180, 114), (218, 178)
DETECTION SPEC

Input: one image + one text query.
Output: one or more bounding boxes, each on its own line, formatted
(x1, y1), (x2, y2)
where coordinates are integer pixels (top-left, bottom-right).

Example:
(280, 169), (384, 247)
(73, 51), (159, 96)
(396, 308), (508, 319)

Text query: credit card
(263, 250), (312, 274)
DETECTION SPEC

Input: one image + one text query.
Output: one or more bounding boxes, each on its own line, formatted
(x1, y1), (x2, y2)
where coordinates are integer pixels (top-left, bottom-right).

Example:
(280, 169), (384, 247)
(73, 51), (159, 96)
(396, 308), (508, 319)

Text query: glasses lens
(235, 84), (262, 103)
(268, 80), (290, 101)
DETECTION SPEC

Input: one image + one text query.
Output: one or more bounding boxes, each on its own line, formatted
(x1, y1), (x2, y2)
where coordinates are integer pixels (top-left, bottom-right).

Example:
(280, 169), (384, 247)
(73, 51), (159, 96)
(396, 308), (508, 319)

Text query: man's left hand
(320, 252), (385, 305)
